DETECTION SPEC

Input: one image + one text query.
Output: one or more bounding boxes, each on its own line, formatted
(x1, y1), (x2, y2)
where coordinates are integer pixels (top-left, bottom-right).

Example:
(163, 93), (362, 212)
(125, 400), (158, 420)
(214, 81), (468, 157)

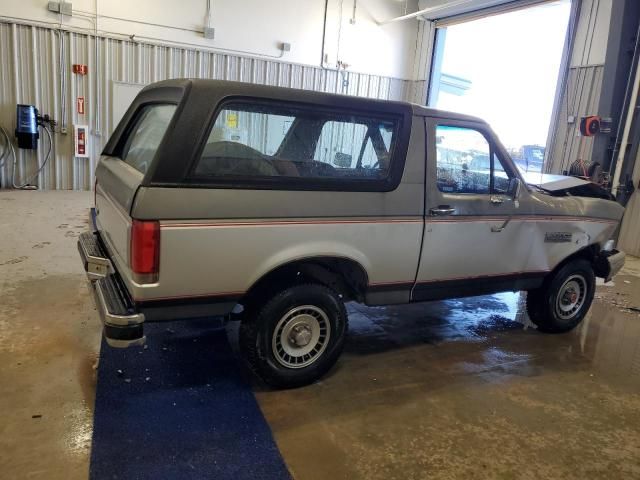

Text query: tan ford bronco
(79, 79), (626, 388)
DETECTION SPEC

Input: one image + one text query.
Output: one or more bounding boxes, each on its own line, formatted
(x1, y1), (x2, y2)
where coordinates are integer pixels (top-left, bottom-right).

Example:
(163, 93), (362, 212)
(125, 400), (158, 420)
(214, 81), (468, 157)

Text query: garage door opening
(429, 0), (572, 173)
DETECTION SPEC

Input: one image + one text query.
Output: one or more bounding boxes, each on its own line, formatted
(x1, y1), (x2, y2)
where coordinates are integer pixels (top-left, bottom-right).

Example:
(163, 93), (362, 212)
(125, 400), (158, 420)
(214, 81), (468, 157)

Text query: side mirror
(508, 177), (523, 199)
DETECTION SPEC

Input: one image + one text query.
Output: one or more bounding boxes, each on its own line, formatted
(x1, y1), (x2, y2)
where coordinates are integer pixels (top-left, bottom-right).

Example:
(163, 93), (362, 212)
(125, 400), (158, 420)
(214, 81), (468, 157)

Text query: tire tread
(239, 283), (348, 388)
(526, 259), (595, 333)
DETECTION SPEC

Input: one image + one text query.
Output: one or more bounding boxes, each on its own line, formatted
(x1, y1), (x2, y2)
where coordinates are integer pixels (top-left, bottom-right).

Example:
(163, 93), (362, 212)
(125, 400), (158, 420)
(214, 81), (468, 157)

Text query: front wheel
(526, 259), (595, 333)
(239, 283), (348, 388)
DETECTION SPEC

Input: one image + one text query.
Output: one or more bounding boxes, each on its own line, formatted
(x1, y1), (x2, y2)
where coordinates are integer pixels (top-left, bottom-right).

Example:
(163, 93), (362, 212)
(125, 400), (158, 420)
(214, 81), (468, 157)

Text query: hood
(522, 172), (615, 200)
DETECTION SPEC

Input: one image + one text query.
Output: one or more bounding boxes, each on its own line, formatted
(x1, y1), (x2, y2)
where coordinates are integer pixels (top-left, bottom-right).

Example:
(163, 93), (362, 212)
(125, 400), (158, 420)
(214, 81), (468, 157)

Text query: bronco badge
(545, 232), (573, 243)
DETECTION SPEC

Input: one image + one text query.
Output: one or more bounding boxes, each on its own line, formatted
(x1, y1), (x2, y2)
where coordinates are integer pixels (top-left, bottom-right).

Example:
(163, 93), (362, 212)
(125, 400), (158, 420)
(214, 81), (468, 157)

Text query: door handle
(490, 195), (504, 205)
(429, 206), (456, 216)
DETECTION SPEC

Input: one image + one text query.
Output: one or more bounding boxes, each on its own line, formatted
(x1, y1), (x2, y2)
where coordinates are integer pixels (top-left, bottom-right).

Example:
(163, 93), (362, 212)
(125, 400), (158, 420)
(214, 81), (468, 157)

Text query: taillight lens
(130, 220), (160, 282)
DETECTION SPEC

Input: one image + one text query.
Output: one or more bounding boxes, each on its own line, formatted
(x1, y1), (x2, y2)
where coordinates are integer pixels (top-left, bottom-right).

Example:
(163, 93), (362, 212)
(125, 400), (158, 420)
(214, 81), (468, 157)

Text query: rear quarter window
(190, 100), (402, 191)
(121, 104), (177, 174)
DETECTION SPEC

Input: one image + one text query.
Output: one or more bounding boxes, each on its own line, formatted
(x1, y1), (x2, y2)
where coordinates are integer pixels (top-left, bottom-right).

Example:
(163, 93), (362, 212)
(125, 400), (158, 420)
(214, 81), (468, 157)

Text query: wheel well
(552, 244), (600, 274)
(242, 257), (369, 307)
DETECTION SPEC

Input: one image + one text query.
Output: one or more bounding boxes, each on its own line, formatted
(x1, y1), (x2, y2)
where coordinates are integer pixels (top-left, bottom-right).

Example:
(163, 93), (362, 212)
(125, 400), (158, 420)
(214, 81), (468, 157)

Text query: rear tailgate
(93, 96), (180, 297)
(94, 157), (143, 281)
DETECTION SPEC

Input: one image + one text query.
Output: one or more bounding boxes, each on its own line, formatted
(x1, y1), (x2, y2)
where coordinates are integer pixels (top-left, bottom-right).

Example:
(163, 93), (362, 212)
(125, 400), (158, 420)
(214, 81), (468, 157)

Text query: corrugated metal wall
(0, 20), (414, 190)
(545, 64), (604, 173)
(545, 0), (611, 174)
(618, 145), (640, 256)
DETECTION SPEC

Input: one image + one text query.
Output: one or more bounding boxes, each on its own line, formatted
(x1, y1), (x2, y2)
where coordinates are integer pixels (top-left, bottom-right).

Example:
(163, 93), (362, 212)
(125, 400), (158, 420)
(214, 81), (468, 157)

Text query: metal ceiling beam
(379, 0), (556, 26)
(378, 0), (480, 24)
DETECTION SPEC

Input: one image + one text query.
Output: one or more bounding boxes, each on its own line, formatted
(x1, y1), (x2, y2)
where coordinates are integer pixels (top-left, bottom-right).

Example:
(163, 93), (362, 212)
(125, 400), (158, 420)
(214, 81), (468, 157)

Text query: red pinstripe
(135, 290), (245, 302)
(160, 216), (617, 229)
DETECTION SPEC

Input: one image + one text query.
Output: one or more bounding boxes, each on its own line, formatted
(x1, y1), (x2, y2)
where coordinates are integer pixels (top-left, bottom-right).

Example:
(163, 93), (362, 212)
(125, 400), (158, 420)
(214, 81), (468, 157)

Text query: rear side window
(121, 104), (176, 174)
(191, 101), (400, 190)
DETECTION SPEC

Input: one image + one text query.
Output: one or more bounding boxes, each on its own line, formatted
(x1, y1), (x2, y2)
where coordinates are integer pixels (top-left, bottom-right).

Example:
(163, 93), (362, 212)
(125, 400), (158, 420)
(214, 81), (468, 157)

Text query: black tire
(239, 283), (348, 388)
(526, 259), (595, 333)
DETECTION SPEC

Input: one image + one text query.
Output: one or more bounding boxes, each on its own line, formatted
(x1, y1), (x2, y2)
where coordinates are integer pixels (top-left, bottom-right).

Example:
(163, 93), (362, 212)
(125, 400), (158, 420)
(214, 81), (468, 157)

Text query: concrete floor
(0, 191), (100, 479)
(1, 190), (640, 479)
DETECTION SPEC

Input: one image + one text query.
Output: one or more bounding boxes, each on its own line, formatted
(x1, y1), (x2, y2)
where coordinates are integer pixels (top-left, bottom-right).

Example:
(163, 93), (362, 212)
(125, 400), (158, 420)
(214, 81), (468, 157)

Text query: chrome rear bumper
(77, 228), (114, 280)
(78, 229), (145, 348)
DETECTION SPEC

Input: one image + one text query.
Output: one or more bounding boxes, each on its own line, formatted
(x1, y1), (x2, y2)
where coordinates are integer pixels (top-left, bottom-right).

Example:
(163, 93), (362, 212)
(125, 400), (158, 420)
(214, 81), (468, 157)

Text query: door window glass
(493, 153), (511, 194)
(436, 125), (491, 194)
(435, 125), (511, 194)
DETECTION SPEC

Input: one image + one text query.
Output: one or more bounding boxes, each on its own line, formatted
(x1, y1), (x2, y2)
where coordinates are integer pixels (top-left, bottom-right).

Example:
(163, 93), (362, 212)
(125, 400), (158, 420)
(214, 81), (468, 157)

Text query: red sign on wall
(77, 97), (85, 115)
(72, 64), (88, 75)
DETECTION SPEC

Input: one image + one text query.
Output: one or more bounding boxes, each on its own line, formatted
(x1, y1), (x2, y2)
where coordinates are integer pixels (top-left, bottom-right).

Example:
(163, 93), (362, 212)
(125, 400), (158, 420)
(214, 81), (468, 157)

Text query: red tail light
(130, 220), (160, 282)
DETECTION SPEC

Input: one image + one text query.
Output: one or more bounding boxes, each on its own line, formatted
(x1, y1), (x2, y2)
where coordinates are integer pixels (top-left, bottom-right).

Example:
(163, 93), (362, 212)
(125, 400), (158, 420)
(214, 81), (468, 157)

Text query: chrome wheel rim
(272, 305), (331, 369)
(555, 274), (587, 320)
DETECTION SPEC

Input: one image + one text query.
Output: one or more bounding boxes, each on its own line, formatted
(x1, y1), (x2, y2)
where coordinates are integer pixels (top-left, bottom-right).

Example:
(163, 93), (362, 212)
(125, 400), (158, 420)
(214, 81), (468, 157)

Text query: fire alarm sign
(77, 97), (85, 115)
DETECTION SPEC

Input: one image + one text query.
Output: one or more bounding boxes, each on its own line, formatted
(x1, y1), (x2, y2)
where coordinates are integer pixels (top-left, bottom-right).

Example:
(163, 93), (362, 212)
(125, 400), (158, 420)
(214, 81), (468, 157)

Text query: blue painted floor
(90, 319), (290, 480)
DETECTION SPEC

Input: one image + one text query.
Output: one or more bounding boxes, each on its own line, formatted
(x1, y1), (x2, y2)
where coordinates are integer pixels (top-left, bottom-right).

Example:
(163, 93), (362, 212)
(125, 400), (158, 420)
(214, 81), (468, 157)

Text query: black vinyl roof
(102, 78), (492, 186)
(141, 78), (487, 124)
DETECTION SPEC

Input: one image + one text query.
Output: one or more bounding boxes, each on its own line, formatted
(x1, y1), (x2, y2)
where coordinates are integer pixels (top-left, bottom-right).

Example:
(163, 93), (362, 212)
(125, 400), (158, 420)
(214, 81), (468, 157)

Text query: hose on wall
(1, 124), (54, 190)
(0, 125), (16, 177)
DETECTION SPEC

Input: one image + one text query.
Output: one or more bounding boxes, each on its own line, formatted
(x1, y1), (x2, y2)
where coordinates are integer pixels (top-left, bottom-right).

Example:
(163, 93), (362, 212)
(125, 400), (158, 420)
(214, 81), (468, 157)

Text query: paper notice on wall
(227, 113), (238, 128)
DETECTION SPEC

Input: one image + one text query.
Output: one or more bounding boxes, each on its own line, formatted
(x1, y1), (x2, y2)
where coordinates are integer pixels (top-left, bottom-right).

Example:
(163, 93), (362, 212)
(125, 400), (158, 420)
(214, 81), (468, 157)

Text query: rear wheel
(526, 259), (595, 333)
(239, 283), (347, 388)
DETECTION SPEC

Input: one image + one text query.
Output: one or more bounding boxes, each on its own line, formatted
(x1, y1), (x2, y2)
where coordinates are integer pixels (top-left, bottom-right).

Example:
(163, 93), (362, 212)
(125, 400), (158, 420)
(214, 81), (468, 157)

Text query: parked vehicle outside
(78, 79), (626, 388)
(513, 144), (545, 173)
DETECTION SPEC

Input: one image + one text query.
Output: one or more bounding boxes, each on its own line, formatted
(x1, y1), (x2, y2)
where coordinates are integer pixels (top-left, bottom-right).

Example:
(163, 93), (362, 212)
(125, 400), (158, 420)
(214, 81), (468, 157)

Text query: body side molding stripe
(160, 216), (618, 229)
(369, 269), (550, 288)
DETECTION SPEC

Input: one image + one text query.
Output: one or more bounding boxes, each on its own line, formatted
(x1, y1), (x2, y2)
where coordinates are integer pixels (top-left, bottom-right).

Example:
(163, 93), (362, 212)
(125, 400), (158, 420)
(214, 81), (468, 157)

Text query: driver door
(413, 117), (535, 301)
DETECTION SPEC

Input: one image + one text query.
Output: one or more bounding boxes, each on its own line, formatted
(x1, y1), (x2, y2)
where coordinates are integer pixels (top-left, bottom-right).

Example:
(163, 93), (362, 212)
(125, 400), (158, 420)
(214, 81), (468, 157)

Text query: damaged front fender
(522, 172), (615, 200)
